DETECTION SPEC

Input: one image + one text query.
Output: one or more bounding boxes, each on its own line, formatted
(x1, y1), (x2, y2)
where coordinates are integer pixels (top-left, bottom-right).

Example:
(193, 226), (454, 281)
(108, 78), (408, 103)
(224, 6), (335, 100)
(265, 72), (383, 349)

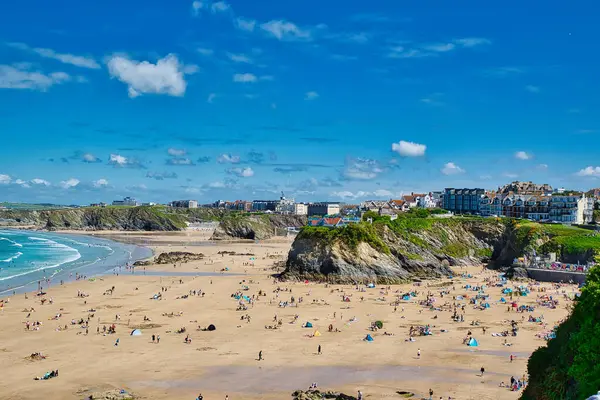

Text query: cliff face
(283, 219), (505, 284)
(211, 214), (307, 240)
(284, 218), (600, 283)
(0, 206), (188, 231)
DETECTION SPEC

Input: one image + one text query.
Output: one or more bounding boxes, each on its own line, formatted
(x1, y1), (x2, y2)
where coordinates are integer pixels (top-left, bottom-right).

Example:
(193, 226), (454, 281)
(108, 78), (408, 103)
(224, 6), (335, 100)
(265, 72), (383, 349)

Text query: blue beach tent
(468, 338), (479, 347)
(364, 334), (374, 342)
(304, 322), (313, 328)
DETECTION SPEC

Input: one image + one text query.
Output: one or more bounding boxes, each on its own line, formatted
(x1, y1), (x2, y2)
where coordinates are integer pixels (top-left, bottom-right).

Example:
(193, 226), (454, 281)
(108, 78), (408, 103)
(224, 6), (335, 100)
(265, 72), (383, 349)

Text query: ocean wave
(0, 237), (23, 247)
(0, 251), (81, 282)
(1, 252), (23, 263)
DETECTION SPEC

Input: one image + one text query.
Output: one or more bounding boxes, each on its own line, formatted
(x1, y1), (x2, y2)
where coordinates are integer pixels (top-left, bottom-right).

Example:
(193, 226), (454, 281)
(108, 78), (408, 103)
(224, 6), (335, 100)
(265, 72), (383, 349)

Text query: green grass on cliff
(514, 220), (600, 258)
(298, 224), (391, 255)
(522, 265), (600, 400)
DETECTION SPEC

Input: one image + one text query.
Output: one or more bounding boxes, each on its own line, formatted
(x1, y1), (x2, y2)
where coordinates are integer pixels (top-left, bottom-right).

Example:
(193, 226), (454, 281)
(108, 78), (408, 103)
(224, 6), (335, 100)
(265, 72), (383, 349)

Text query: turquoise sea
(0, 230), (152, 296)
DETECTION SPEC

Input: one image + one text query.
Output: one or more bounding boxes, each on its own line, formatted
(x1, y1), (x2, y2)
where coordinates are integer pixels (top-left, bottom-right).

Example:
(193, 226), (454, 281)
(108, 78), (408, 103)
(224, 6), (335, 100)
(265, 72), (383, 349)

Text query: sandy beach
(0, 230), (578, 400)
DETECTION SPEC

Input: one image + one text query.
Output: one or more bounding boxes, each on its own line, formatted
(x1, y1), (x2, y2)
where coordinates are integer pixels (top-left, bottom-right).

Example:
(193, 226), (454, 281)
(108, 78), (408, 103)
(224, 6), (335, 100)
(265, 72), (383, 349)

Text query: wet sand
(0, 230), (577, 399)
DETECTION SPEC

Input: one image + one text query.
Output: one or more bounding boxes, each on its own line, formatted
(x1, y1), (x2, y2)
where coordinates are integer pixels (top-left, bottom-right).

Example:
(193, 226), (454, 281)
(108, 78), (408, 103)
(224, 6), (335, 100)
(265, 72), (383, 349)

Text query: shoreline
(0, 229), (154, 297)
(0, 230), (578, 400)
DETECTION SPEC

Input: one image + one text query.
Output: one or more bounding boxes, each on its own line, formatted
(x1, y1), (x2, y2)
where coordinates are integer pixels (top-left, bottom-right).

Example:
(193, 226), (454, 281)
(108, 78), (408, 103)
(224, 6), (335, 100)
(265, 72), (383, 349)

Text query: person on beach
(114, 338), (119, 346)
(417, 348), (421, 358)
(318, 344), (322, 355)
(357, 390), (363, 400)
(480, 366), (485, 377)
(428, 388), (433, 400)
(157, 335), (160, 344)
(258, 350), (263, 361)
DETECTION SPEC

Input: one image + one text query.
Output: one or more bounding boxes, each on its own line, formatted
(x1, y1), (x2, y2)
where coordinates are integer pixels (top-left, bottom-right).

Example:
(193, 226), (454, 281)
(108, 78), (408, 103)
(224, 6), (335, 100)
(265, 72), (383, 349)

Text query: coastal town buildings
(169, 200), (198, 208)
(307, 202), (340, 217)
(442, 188), (485, 214)
(294, 203), (308, 215)
(112, 197), (140, 206)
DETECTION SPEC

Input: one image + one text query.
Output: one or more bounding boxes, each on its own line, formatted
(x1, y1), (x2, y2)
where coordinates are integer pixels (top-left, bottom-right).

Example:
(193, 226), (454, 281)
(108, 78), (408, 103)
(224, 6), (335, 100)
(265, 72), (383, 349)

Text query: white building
(112, 197), (139, 206)
(307, 203), (340, 216)
(549, 194), (593, 224)
(417, 192), (440, 209)
(294, 203), (308, 215)
(170, 200), (198, 208)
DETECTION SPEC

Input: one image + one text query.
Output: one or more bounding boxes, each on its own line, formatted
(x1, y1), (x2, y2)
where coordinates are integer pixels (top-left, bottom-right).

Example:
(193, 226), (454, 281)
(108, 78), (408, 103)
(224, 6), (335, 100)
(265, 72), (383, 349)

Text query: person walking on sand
(510, 354), (514, 363)
(480, 366), (485, 377)
(114, 338), (119, 347)
(357, 390), (363, 400)
(258, 350), (263, 361)
(157, 335), (160, 344)
(417, 348), (421, 358)
(428, 388), (433, 400)
(318, 345), (322, 355)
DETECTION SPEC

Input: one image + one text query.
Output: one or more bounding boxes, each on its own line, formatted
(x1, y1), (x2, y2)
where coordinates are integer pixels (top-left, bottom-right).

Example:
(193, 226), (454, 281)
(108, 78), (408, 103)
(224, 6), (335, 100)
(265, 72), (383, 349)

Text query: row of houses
(360, 192), (443, 215)
(443, 182), (595, 224)
(208, 194), (341, 216)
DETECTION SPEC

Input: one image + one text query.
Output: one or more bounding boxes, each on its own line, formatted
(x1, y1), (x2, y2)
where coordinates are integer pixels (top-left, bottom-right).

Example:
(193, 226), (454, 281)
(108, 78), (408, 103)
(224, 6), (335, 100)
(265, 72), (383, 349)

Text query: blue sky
(1, 0), (599, 204)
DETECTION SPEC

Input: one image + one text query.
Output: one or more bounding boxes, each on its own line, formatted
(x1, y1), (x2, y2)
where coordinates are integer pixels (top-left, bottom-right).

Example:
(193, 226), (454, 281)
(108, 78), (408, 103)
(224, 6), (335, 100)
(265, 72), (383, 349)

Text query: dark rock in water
(291, 390), (357, 400)
(133, 252), (204, 266)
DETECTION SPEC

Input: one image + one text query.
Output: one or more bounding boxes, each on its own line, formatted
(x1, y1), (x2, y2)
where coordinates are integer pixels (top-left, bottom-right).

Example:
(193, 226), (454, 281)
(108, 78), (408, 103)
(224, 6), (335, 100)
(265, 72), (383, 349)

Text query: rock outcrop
(291, 390), (356, 400)
(283, 219), (504, 284)
(134, 252), (204, 266)
(211, 214), (306, 240)
(283, 218), (600, 284)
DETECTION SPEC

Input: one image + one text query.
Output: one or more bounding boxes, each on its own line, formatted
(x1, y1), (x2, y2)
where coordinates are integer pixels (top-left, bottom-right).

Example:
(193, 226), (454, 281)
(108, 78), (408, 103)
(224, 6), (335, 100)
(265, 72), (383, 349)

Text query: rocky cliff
(0, 206), (307, 237)
(210, 213), (306, 240)
(283, 218), (505, 284)
(0, 206), (187, 231)
(283, 218), (600, 284)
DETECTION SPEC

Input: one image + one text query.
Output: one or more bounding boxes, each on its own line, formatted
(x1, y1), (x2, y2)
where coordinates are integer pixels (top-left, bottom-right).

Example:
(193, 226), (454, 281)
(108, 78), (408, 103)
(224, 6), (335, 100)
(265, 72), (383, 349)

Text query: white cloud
(197, 47), (214, 56)
(343, 157), (385, 180)
(107, 54), (192, 98)
(260, 20), (312, 41)
(185, 187), (202, 194)
(392, 140), (426, 157)
(168, 148), (186, 156)
(82, 153), (101, 163)
(108, 153), (144, 169)
(503, 172), (519, 179)
(453, 37), (491, 47)
(226, 53), (252, 63)
(33, 47), (100, 69)
(576, 166), (600, 177)
(0, 174), (12, 184)
(424, 43), (456, 52)
(537, 164), (549, 171)
(236, 17), (257, 32)
(60, 178), (80, 189)
(15, 179), (30, 188)
(514, 151), (532, 160)
(166, 157), (195, 166)
(331, 190), (371, 200)
(93, 178), (109, 188)
(207, 93), (216, 103)
(525, 85), (540, 93)
(441, 162), (465, 175)
(8, 42), (100, 69)
(217, 154), (240, 164)
(191, 1), (204, 15)
(387, 47), (429, 59)
(227, 167), (254, 177)
(208, 181), (226, 188)
(304, 91), (319, 100)
(0, 64), (72, 91)
(233, 73), (257, 83)
(31, 178), (50, 186)
(211, 1), (230, 13)
(373, 189), (394, 198)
